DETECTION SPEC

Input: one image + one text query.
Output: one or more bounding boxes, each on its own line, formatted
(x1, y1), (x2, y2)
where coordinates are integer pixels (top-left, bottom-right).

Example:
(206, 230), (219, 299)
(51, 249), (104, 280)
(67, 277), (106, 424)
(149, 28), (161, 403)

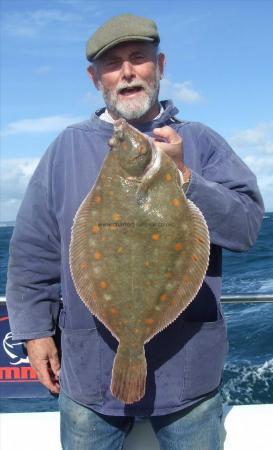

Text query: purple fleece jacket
(6, 100), (264, 416)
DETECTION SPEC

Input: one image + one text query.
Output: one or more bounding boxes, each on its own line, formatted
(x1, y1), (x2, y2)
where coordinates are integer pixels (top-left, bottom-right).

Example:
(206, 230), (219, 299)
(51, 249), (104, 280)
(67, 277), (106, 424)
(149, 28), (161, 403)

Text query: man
(6, 13), (264, 450)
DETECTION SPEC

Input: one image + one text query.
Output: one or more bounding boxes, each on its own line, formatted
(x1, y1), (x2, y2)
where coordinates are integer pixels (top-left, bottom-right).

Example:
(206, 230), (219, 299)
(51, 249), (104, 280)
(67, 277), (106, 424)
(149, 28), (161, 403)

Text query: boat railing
(220, 294), (273, 303)
(1, 294), (273, 305)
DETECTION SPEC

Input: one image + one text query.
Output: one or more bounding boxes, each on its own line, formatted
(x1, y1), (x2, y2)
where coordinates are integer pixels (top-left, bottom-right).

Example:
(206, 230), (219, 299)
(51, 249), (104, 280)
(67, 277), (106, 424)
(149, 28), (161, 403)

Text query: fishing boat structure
(1, 295), (273, 449)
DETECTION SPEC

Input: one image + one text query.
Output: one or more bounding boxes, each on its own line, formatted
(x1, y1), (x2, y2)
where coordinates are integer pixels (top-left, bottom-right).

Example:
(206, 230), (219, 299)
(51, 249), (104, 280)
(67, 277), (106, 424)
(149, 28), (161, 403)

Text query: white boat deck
(1, 405), (273, 449)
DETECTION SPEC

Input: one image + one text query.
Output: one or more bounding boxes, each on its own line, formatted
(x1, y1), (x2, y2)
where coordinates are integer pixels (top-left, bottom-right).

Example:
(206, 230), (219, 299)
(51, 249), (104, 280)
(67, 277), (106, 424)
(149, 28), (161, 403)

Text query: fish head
(109, 119), (153, 177)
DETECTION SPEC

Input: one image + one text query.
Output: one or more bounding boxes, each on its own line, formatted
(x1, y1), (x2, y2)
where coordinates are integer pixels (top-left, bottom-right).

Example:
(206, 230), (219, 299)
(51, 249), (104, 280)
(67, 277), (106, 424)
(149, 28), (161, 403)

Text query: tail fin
(111, 344), (147, 404)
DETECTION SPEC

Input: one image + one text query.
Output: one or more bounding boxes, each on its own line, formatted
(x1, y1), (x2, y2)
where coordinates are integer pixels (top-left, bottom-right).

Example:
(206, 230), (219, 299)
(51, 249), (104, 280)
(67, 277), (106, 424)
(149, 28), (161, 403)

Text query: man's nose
(120, 61), (135, 81)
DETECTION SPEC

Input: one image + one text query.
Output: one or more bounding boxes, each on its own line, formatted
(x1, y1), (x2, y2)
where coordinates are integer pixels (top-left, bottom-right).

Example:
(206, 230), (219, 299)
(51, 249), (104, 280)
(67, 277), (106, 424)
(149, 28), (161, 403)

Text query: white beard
(98, 65), (161, 120)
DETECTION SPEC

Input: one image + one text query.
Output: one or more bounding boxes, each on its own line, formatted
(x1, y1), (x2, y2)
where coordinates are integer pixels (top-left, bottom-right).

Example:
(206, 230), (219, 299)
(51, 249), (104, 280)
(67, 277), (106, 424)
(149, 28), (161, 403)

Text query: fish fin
(111, 344), (147, 404)
(172, 199), (210, 309)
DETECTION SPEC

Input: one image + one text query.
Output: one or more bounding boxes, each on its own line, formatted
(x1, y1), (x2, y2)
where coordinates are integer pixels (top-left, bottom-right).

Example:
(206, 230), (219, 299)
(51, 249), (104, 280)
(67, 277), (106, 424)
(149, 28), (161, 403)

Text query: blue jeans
(59, 390), (223, 450)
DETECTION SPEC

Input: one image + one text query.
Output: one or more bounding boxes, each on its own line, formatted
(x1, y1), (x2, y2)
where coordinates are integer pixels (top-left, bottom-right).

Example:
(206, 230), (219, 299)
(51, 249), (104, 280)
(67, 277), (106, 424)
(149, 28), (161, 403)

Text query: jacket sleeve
(185, 124), (264, 251)
(6, 144), (61, 341)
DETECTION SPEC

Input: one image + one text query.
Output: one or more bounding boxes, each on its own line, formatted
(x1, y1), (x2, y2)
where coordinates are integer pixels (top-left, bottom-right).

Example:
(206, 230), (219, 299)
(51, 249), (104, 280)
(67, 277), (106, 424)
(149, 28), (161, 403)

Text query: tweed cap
(86, 13), (160, 62)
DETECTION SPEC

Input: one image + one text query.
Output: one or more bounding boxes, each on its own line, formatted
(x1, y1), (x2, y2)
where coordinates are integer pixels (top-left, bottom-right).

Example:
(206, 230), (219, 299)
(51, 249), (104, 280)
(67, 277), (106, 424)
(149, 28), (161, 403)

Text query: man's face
(88, 42), (165, 122)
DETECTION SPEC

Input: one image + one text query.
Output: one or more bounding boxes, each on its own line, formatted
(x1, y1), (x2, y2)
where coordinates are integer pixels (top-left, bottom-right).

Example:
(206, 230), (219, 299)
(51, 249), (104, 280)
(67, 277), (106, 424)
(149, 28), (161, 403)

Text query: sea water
(0, 214), (273, 411)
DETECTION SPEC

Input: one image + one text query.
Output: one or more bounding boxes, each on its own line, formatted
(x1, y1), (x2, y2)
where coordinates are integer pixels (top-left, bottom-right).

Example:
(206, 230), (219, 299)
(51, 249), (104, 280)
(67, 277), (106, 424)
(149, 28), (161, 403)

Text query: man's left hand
(152, 126), (191, 183)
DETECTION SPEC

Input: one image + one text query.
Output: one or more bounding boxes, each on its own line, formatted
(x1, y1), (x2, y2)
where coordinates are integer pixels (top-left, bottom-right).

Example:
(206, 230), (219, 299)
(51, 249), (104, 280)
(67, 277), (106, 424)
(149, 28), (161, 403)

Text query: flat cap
(86, 13), (160, 61)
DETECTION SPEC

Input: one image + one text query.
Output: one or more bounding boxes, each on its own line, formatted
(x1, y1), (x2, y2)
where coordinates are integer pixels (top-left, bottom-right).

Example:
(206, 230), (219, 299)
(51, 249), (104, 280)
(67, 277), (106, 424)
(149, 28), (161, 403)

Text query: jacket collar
(91, 100), (179, 133)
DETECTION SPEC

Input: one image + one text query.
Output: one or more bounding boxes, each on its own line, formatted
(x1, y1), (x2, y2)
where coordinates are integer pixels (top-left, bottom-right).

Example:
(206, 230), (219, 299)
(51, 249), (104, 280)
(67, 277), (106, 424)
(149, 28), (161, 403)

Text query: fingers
(151, 126), (185, 173)
(49, 350), (61, 377)
(26, 337), (60, 394)
(35, 360), (60, 394)
(153, 126), (182, 144)
(49, 352), (61, 392)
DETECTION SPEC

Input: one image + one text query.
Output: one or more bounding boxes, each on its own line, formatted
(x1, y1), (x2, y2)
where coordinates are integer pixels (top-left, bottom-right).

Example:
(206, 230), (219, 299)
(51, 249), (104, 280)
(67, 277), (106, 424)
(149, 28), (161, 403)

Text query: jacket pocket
(182, 314), (228, 400)
(60, 327), (103, 406)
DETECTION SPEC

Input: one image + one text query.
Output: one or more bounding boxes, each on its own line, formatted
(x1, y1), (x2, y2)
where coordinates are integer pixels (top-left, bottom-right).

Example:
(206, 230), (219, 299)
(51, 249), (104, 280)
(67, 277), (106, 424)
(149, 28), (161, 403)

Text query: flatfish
(69, 119), (210, 404)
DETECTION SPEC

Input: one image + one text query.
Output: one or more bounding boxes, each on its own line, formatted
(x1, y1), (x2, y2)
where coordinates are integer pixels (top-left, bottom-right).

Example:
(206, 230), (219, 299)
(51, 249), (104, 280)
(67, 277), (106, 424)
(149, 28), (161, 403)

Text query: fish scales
(69, 118), (210, 404)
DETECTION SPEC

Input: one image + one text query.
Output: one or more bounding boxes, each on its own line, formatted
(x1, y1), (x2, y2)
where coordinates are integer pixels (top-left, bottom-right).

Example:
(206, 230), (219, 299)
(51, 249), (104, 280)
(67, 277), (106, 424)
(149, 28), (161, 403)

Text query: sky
(1, 0), (273, 221)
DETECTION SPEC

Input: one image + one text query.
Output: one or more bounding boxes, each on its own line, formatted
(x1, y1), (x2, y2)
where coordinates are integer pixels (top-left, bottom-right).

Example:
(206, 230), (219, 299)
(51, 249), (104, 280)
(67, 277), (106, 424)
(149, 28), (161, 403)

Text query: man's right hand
(26, 336), (60, 394)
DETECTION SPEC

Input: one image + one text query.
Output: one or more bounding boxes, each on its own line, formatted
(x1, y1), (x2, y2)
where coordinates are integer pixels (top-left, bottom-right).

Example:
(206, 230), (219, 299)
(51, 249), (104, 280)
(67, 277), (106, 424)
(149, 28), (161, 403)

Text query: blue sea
(0, 214), (273, 412)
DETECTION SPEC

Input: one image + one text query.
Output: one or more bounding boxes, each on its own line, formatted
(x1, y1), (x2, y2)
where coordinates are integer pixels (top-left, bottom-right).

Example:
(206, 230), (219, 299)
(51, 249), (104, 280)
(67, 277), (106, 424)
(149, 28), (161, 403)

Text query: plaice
(69, 119), (210, 404)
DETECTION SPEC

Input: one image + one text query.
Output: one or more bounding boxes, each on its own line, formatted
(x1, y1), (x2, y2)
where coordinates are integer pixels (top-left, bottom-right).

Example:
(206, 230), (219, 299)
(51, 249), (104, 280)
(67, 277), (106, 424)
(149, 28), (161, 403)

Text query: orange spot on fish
(139, 144), (146, 154)
(144, 261), (150, 266)
(192, 255), (198, 262)
(99, 281), (108, 289)
(110, 307), (118, 315)
(92, 225), (100, 233)
(183, 275), (190, 285)
(197, 236), (204, 243)
(165, 173), (172, 181)
(175, 242), (183, 251)
(134, 328), (139, 334)
(165, 272), (173, 279)
(108, 191), (114, 196)
(93, 292), (97, 301)
(171, 198), (180, 207)
(145, 318), (154, 325)
(80, 261), (88, 270)
(160, 293), (168, 302)
(94, 251), (102, 260)
(152, 233), (160, 241)
(112, 213), (121, 221)
(145, 280), (151, 286)
(95, 195), (102, 204)
(122, 142), (129, 151)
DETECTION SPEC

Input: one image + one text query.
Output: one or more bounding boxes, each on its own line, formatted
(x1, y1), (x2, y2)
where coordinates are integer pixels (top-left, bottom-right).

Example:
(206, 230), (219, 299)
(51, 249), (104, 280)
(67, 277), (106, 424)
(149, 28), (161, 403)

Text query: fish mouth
(133, 151), (149, 160)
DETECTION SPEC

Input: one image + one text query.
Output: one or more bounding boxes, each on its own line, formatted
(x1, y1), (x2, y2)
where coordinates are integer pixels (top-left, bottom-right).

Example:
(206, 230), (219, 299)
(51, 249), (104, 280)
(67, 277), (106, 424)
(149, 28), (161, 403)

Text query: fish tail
(111, 344), (147, 404)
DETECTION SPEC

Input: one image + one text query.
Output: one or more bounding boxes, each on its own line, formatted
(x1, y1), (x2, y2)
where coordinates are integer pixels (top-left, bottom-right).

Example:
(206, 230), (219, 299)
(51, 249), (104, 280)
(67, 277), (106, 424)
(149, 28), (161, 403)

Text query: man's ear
(158, 53), (166, 79)
(87, 65), (99, 90)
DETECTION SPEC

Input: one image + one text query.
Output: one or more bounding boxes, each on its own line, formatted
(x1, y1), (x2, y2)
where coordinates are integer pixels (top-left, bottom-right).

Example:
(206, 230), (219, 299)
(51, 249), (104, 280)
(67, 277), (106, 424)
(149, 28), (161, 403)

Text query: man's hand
(152, 126), (191, 183)
(26, 337), (60, 394)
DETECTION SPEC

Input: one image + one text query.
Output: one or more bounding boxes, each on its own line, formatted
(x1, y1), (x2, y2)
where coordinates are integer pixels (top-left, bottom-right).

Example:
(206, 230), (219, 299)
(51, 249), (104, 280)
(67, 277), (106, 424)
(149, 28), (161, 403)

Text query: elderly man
(6, 13), (264, 450)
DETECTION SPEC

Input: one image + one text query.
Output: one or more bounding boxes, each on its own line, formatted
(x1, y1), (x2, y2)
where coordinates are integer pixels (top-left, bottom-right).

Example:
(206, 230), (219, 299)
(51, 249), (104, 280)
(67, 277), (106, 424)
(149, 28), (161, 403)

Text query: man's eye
(106, 60), (120, 68)
(131, 55), (146, 63)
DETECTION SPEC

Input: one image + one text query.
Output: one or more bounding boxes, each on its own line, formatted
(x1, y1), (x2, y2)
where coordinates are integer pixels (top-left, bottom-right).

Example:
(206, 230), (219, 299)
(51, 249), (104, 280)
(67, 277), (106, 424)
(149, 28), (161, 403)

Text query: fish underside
(69, 119), (210, 404)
